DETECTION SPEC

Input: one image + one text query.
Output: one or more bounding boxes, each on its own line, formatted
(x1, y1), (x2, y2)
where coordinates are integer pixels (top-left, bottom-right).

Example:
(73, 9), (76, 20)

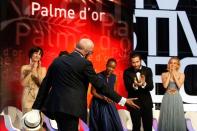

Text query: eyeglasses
(87, 51), (94, 55)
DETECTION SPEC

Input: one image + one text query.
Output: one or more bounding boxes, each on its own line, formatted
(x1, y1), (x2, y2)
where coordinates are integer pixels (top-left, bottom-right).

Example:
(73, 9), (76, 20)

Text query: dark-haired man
(123, 53), (154, 131)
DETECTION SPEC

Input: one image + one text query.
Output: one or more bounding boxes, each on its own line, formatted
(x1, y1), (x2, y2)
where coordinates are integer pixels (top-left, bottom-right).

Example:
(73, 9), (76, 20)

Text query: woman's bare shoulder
(179, 72), (185, 77)
(21, 65), (30, 70)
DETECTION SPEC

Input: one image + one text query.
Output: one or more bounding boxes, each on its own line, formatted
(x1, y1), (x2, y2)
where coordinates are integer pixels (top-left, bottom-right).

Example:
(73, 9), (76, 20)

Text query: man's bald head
(76, 38), (94, 51)
(75, 38), (94, 57)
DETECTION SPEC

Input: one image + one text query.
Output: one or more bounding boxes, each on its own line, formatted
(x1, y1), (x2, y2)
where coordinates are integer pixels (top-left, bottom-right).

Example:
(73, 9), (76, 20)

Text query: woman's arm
(31, 67), (46, 87)
(161, 72), (171, 88)
(20, 65), (32, 86)
(172, 72), (185, 88)
(30, 60), (46, 86)
(91, 86), (105, 100)
(114, 77), (117, 91)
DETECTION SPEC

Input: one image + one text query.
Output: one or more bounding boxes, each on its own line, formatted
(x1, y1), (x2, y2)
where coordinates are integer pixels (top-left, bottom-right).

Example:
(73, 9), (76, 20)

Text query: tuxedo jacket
(32, 51), (121, 120)
(123, 66), (154, 109)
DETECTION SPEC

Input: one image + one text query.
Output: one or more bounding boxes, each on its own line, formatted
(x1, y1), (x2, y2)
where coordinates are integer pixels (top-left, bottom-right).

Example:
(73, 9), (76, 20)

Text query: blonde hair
(167, 56), (180, 71)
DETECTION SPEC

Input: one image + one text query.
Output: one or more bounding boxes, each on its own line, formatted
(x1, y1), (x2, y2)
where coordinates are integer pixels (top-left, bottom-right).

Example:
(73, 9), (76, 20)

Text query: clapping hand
(134, 75), (146, 87)
(141, 75), (146, 85)
(134, 77), (141, 86)
(169, 65), (177, 79)
(126, 98), (140, 109)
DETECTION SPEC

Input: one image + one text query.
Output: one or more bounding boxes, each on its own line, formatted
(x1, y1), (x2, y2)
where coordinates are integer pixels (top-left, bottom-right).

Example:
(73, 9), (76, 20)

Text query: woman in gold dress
(21, 47), (46, 130)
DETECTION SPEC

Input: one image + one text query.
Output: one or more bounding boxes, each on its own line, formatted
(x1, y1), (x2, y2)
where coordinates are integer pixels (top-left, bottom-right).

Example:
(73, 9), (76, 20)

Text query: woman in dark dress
(89, 58), (124, 131)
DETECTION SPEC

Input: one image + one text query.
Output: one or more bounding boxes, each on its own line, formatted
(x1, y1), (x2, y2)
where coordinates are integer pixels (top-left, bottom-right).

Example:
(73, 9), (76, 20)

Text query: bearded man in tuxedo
(123, 53), (154, 131)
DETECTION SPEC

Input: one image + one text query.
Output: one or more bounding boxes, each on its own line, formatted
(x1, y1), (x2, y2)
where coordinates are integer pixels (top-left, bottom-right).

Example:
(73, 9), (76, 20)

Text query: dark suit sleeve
(84, 61), (122, 103)
(143, 67), (154, 91)
(32, 62), (54, 110)
(123, 70), (136, 92)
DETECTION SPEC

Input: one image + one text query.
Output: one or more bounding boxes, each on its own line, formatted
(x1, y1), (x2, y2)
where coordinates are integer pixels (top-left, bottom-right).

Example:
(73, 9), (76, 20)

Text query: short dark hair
(106, 58), (117, 65)
(59, 51), (69, 57)
(28, 46), (43, 58)
(130, 52), (142, 60)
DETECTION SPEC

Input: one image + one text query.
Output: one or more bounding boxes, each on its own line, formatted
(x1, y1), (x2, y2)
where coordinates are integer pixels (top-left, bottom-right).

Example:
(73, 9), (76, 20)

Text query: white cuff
(133, 83), (138, 90)
(32, 109), (40, 113)
(141, 82), (147, 88)
(118, 97), (127, 106)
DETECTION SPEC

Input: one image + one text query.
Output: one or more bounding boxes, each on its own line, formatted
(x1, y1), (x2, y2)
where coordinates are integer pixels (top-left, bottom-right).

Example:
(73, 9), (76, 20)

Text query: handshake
(21, 99), (140, 131)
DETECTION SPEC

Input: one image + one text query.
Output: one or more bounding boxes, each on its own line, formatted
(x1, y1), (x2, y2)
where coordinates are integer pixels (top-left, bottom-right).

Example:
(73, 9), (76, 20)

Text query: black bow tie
(135, 69), (141, 73)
